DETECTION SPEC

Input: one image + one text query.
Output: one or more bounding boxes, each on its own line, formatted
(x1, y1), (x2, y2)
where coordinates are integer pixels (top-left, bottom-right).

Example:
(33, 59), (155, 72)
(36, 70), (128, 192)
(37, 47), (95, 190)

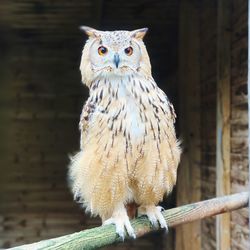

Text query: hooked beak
(113, 53), (120, 68)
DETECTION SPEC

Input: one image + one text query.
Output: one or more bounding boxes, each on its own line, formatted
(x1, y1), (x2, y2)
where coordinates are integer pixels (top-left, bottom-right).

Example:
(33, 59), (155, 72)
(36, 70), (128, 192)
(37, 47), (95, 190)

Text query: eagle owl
(68, 26), (181, 239)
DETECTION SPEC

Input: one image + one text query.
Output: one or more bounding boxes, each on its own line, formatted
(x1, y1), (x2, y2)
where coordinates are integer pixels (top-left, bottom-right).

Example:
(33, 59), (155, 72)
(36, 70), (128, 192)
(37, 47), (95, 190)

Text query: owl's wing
(167, 99), (176, 123)
(79, 98), (95, 150)
(158, 89), (177, 123)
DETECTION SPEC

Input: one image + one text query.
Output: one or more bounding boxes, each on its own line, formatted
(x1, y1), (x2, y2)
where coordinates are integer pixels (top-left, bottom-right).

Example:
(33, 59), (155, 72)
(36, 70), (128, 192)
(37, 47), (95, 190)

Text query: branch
(11, 192), (249, 250)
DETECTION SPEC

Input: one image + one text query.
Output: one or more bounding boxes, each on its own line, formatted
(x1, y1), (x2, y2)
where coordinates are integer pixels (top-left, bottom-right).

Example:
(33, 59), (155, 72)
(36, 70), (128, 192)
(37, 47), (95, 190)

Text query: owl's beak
(113, 53), (120, 68)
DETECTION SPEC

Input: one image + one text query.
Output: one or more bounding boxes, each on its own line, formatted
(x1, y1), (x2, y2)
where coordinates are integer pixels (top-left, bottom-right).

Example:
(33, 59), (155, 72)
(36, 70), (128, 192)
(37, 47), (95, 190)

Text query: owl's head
(80, 26), (151, 87)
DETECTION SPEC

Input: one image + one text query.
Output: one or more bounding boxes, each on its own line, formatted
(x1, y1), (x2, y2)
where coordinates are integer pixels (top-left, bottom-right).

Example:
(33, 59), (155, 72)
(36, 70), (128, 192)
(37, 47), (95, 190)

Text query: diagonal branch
(11, 192), (249, 250)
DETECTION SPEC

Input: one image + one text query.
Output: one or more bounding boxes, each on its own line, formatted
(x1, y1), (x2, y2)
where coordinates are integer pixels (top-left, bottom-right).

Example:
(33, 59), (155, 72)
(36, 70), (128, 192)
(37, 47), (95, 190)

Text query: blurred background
(0, 0), (249, 249)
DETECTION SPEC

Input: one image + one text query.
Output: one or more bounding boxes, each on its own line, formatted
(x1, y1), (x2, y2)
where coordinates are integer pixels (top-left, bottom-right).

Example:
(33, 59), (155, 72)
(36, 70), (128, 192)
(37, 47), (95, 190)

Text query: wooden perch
(11, 192), (249, 250)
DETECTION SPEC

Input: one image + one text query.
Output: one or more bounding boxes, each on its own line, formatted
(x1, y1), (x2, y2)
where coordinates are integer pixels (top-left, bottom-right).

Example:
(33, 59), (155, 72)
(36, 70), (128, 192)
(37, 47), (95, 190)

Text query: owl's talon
(157, 206), (165, 212)
(138, 205), (169, 232)
(103, 211), (136, 239)
(125, 218), (136, 239)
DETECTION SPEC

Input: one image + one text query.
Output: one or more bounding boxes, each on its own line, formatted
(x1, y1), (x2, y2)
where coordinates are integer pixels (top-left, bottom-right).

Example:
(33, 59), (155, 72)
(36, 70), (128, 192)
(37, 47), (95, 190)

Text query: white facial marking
(89, 31), (142, 76)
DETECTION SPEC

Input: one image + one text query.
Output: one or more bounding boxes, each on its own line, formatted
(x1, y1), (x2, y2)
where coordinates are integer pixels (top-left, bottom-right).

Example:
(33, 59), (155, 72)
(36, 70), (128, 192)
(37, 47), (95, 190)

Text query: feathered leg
(102, 203), (136, 239)
(68, 149), (135, 239)
(138, 204), (168, 230)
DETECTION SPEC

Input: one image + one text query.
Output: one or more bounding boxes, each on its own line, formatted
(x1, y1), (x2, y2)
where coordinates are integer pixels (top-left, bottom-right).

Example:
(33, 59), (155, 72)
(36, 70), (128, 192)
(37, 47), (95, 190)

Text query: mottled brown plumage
(68, 26), (181, 239)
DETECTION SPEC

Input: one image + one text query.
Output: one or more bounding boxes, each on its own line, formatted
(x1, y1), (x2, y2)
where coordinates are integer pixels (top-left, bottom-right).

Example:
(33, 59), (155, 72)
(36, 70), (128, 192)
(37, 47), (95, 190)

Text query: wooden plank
(176, 0), (201, 250)
(10, 192), (249, 250)
(216, 1), (231, 250)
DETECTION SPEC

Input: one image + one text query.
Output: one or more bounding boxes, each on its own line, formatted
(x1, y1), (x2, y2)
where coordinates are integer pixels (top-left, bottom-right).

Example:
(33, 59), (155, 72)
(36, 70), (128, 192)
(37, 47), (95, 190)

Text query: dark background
(0, 0), (179, 248)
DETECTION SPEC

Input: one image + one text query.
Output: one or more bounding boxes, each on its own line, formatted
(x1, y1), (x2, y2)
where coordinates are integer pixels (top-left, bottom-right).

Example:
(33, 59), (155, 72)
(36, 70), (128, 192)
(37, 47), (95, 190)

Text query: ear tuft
(79, 26), (101, 38)
(131, 28), (148, 40)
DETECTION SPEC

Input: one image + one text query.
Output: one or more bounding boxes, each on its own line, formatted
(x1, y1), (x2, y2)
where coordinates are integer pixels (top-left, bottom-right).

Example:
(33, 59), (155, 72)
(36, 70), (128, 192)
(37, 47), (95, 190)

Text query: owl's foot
(138, 205), (168, 231)
(103, 205), (136, 240)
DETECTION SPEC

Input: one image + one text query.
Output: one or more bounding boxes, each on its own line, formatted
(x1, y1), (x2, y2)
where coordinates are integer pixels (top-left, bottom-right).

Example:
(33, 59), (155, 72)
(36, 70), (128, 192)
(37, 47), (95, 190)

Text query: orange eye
(98, 46), (108, 55)
(124, 46), (133, 56)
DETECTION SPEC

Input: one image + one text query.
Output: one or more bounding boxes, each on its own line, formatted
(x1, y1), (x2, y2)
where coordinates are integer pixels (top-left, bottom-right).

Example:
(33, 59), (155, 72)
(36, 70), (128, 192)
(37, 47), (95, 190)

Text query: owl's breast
(123, 97), (145, 140)
(86, 75), (172, 146)
(116, 80), (145, 140)
(90, 80), (146, 142)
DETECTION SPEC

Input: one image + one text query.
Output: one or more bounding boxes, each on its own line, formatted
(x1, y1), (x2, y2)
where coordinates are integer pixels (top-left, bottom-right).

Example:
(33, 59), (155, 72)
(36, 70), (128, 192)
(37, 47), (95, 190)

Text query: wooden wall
(230, 0), (249, 249)
(199, 1), (217, 248)
(0, 1), (91, 247)
(176, 1), (201, 250)
(199, 0), (249, 249)
(179, 0), (249, 249)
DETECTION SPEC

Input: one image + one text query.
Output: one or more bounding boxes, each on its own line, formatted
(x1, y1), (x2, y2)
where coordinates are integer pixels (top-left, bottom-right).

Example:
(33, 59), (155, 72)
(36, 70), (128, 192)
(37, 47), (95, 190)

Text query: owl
(68, 26), (181, 239)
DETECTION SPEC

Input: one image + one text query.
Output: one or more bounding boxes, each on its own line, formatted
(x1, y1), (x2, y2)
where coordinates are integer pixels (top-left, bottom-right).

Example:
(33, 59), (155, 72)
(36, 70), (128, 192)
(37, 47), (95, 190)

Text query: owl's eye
(124, 46), (133, 56)
(98, 46), (108, 56)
